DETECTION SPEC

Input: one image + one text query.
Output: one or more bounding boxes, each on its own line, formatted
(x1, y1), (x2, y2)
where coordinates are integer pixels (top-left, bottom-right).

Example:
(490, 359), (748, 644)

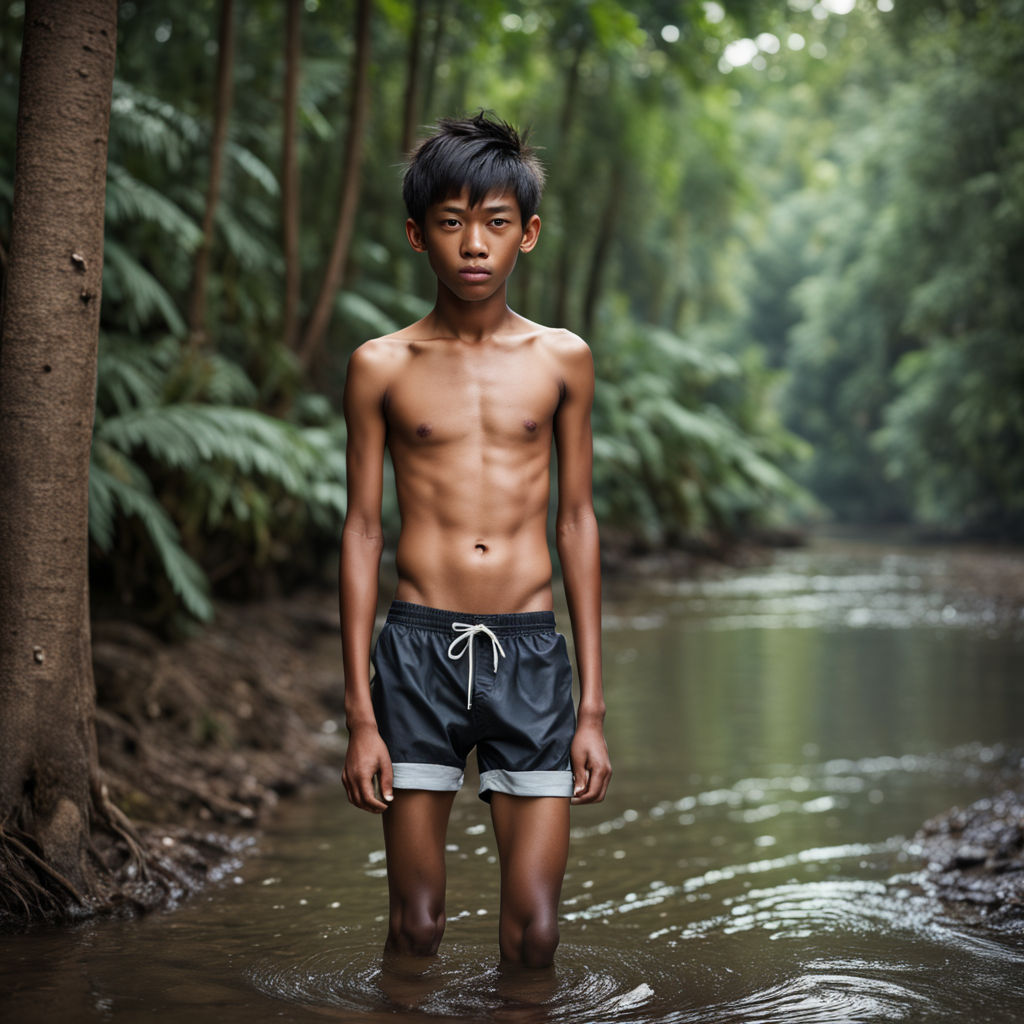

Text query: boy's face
(406, 188), (541, 304)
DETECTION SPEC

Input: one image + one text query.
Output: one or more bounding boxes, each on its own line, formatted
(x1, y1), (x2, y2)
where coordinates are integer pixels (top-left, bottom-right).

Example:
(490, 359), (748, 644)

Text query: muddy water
(3, 536), (1024, 1023)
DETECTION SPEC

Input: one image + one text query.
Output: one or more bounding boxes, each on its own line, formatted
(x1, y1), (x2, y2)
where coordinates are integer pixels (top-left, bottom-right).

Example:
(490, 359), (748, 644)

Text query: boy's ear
(519, 214), (541, 254)
(406, 218), (427, 253)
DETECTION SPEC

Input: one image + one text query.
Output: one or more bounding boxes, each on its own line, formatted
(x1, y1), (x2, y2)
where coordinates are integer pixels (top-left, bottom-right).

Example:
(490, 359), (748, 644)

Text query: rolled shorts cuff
(479, 769), (574, 799)
(392, 763), (465, 792)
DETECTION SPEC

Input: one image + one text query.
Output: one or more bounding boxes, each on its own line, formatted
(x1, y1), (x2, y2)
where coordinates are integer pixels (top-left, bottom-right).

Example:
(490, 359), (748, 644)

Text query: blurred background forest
(1, 0), (1021, 628)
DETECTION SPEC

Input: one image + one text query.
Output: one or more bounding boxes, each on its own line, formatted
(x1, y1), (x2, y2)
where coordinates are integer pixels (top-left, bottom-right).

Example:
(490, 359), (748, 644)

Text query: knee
(388, 907), (445, 957)
(503, 915), (560, 968)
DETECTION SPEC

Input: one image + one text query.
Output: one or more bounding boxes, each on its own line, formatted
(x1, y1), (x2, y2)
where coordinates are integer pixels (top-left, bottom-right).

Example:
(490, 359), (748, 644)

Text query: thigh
(382, 790), (457, 905)
(489, 794), (570, 914)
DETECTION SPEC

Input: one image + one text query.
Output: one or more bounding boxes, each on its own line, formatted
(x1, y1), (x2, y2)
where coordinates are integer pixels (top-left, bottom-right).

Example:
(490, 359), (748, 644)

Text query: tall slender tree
(0, 0), (133, 921)
(187, 0), (236, 348)
(400, 0), (426, 155)
(298, 0), (372, 372)
(281, 0), (302, 352)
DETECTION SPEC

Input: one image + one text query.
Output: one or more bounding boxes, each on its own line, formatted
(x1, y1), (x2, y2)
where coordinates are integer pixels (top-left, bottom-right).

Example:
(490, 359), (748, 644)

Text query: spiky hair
(402, 111), (545, 227)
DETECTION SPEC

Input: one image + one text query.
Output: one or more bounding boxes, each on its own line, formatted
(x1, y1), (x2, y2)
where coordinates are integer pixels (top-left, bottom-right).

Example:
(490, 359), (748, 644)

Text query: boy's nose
(461, 228), (487, 257)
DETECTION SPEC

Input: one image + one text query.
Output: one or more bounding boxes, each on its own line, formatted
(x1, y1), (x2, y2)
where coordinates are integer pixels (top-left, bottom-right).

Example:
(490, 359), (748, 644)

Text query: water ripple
(246, 942), (673, 1022)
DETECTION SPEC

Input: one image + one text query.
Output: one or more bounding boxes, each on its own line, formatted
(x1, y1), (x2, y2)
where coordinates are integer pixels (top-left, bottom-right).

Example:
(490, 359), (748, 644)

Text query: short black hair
(403, 111), (545, 227)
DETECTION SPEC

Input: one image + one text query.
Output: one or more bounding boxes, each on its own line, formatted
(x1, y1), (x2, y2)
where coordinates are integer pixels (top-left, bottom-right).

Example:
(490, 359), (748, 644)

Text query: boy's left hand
(570, 719), (611, 804)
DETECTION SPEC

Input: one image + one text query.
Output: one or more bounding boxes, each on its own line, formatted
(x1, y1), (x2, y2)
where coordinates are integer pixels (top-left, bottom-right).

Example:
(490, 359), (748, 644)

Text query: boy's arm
(553, 335), (612, 805)
(339, 343), (393, 813)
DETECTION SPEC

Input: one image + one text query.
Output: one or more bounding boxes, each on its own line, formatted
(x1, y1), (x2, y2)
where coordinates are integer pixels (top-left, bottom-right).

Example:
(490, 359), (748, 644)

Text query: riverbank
(85, 590), (347, 917)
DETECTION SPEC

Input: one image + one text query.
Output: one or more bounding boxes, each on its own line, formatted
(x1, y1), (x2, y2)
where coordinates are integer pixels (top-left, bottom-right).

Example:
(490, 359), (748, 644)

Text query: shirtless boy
(340, 112), (611, 969)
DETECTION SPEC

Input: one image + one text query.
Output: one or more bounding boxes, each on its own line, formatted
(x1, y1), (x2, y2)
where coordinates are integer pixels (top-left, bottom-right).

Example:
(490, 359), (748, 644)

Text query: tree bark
(297, 0), (372, 371)
(581, 159), (625, 339)
(419, 0), (447, 126)
(400, 0), (426, 154)
(0, 0), (117, 918)
(551, 38), (585, 329)
(187, 0), (236, 348)
(281, 0), (302, 352)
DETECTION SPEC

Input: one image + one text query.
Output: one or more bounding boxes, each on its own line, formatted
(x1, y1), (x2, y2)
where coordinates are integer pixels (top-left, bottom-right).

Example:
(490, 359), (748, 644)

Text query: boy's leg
(489, 793), (570, 968)
(382, 789), (457, 956)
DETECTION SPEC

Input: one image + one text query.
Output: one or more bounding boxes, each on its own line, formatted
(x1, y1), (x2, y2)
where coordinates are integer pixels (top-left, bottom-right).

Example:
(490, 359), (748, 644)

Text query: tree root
(91, 776), (150, 883)
(2, 592), (344, 930)
(0, 820), (86, 922)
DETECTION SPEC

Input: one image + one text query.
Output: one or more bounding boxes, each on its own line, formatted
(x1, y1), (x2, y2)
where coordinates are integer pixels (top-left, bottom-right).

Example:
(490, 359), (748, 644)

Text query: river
(3, 535), (1024, 1022)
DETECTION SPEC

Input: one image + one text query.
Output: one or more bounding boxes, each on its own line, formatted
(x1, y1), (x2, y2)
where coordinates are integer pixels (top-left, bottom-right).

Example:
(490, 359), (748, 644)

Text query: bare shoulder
(348, 331), (413, 373)
(530, 325), (594, 396)
(509, 315), (593, 372)
(346, 329), (419, 395)
(541, 327), (592, 361)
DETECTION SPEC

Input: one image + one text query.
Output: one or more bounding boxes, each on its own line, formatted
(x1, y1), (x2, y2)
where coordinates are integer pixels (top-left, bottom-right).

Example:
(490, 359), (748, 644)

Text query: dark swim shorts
(370, 601), (576, 801)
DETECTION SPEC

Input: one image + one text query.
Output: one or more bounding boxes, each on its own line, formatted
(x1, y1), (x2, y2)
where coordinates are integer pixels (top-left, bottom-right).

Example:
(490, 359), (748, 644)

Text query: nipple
(416, 423), (432, 438)
(524, 419), (537, 432)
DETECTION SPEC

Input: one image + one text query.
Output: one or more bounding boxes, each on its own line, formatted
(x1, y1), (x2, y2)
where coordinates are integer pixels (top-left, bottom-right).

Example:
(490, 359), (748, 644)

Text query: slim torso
(382, 325), (567, 613)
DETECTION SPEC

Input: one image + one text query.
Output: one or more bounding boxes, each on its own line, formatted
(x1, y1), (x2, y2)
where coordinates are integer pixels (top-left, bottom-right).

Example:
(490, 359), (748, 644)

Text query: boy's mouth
(459, 266), (491, 282)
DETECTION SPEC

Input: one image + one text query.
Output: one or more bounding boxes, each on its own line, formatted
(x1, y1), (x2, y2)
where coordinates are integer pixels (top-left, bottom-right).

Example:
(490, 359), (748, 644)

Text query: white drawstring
(447, 622), (506, 709)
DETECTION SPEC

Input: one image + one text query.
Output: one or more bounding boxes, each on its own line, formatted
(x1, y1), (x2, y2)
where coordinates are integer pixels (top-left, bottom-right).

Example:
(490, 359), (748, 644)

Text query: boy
(340, 112), (610, 969)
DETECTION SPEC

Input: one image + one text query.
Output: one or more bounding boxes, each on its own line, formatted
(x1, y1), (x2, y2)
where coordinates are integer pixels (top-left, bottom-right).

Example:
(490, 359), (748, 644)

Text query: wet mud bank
(911, 789), (1024, 931)
(85, 590), (346, 919)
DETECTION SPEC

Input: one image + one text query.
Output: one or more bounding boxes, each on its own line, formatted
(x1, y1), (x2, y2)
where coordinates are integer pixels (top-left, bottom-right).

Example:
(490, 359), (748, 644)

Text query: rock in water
(910, 790), (1024, 928)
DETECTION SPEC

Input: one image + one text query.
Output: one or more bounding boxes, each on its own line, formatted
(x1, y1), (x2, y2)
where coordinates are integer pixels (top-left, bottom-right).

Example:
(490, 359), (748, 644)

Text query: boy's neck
(428, 281), (516, 343)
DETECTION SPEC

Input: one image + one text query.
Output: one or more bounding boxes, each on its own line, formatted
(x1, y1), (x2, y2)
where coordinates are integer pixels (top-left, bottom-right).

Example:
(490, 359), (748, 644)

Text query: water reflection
(3, 538), (1024, 1022)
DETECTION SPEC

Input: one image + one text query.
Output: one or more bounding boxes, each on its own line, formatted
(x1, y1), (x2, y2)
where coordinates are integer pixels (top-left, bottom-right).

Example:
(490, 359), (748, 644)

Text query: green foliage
(90, 335), (347, 623)
(593, 319), (812, 544)
(751, 0), (1024, 534)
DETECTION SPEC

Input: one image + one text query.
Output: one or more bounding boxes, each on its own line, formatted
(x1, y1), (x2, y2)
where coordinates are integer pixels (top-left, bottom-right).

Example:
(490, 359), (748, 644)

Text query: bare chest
(385, 350), (563, 446)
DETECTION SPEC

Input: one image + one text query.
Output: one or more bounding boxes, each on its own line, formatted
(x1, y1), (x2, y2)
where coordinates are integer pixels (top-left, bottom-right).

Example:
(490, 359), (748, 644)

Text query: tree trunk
(297, 0), (372, 372)
(581, 160), (625, 339)
(281, 0), (302, 352)
(0, 0), (119, 920)
(187, 0), (236, 348)
(551, 39), (585, 329)
(400, 0), (426, 154)
(419, 0), (447, 125)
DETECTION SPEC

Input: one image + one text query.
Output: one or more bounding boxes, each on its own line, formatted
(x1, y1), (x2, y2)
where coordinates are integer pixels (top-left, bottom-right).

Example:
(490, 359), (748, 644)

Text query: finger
(571, 745), (590, 790)
(379, 760), (395, 805)
(592, 763), (611, 802)
(358, 775), (389, 813)
(573, 760), (610, 804)
(570, 762), (591, 803)
(571, 758), (588, 799)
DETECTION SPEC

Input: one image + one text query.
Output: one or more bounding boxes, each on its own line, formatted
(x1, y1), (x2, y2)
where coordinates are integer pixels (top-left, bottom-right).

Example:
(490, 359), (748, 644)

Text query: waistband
(386, 600), (556, 636)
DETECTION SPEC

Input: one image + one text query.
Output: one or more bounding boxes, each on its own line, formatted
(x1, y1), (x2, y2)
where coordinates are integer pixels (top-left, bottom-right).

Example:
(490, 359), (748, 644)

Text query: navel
(416, 422), (432, 438)
(475, 542), (488, 554)
(524, 419), (537, 432)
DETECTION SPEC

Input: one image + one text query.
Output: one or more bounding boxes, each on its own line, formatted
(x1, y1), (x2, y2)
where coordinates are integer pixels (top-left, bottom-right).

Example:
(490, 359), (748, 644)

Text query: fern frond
(335, 290), (399, 338)
(96, 332), (167, 415)
(214, 203), (281, 274)
(357, 281), (433, 325)
(103, 238), (186, 335)
(106, 163), (202, 250)
(96, 404), (315, 493)
(89, 456), (214, 621)
(205, 355), (259, 406)
(226, 140), (279, 196)
(109, 79), (203, 171)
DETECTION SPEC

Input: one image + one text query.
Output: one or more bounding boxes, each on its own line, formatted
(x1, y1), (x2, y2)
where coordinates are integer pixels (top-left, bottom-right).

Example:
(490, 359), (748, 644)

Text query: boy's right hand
(342, 724), (394, 813)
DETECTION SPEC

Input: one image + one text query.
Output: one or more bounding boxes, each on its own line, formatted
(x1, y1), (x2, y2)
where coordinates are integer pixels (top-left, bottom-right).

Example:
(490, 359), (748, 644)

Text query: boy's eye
(491, 218), (507, 226)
